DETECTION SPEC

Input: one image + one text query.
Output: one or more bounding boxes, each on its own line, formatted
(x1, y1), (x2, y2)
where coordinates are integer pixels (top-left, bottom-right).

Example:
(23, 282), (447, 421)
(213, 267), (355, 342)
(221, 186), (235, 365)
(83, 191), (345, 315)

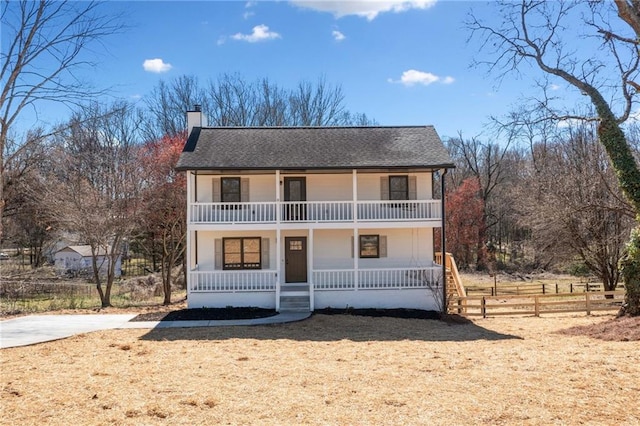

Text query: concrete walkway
(0, 312), (311, 349)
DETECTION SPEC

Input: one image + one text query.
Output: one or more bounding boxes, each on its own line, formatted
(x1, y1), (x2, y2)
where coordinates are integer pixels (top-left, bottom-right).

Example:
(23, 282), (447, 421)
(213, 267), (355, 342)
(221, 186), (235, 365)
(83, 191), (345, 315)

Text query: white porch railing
(190, 202), (276, 223)
(313, 267), (442, 291)
(189, 267), (441, 292)
(281, 201), (353, 222)
(190, 200), (441, 224)
(312, 270), (355, 290)
(189, 270), (277, 292)
(357, 200), (441, 221)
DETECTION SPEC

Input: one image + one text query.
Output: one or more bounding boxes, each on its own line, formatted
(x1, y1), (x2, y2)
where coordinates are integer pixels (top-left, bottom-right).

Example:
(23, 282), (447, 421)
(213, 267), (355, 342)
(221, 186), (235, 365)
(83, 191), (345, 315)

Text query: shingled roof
(175, 126), (454, 171)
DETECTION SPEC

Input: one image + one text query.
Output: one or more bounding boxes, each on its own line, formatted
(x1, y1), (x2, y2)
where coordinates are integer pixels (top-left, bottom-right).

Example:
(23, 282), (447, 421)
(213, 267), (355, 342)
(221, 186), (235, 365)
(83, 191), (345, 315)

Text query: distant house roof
(175, 126), (454, 171)
(56, 245), (113, 257)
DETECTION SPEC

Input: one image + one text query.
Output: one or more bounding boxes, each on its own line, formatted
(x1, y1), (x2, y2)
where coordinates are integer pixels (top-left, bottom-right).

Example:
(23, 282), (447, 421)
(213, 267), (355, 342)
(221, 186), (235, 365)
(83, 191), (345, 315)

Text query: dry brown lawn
(2, 314), (639, 425)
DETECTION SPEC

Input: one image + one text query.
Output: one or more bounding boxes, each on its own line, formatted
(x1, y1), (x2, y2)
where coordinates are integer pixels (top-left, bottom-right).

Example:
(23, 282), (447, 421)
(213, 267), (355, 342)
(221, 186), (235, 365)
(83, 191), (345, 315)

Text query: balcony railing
(189, 200), (441, 224)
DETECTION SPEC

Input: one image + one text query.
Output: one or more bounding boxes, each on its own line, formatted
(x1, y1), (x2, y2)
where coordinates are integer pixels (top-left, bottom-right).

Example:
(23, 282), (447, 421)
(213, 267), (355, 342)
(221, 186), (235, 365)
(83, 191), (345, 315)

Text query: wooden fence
(450, 290), (625, 317)
(465, 282), (625, 297)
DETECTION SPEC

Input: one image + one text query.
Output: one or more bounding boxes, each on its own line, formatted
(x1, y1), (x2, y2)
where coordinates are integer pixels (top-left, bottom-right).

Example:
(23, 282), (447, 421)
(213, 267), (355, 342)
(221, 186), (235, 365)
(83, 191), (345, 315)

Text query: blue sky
(9, 0), (590, 141)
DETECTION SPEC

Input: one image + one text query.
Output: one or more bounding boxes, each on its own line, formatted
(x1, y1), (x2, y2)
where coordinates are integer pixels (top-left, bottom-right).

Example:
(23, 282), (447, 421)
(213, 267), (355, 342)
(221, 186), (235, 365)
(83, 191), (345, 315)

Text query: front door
(284, 177), (306, 220)
(285, 237), (307, 283)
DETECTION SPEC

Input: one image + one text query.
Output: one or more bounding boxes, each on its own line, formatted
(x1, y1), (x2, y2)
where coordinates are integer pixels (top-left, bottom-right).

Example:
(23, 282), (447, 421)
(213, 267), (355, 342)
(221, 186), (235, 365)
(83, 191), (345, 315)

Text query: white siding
(314, 289), (439, 310)
(304, 174), (352, 201)
(313, 229), (354, 269)
(247, 175), (276, 202)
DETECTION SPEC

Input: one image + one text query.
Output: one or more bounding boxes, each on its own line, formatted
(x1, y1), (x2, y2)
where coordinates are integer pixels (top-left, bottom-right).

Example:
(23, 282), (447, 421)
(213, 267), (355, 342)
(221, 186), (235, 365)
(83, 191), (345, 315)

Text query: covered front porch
(187, 227), (444, 311)
(187, 266), (444, 311)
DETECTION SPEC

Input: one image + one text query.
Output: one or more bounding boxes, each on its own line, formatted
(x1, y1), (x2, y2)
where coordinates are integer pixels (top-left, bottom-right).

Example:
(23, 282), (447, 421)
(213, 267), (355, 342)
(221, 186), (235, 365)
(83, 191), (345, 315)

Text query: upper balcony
(189, 199), (442, 225)
(187, 170), (443, 227)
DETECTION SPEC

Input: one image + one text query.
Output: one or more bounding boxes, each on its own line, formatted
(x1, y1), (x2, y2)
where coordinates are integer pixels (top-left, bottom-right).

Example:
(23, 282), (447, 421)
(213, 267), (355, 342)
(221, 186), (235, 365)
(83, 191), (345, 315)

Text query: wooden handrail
(447, 254), (466, 298)
(435, 252), (466, 298)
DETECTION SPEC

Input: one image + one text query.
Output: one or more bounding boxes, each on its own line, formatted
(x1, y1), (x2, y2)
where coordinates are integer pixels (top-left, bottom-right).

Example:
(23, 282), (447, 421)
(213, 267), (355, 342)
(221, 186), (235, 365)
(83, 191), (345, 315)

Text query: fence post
(534, 295), (540, 317)
(585, 292), (591, 315)
(570, 283), (573, 293)
(555, 283), (558, 294)
(542, 284), (546, 295)
(481, 296), (486, 318)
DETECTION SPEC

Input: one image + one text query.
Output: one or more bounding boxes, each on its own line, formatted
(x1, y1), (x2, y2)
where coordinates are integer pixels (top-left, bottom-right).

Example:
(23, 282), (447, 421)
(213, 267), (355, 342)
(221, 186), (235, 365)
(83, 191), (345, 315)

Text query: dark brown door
(285, 237), (307, 283)
(283, 177), (306, 220)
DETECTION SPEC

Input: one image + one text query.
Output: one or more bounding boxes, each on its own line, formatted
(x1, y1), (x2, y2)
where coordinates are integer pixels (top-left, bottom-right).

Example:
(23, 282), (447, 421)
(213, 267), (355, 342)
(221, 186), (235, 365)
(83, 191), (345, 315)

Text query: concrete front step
(280, 284), (311, 312)
(280, 294), (310, 312)
(280, 284), (309, 292)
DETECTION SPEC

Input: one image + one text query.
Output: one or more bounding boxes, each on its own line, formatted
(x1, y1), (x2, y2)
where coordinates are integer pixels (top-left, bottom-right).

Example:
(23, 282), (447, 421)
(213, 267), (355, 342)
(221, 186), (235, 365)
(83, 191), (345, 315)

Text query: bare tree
(468, 0), (640, 315)
(2, 134), (56, 267)
(520, 123), (634, 290)
(51, 101), (142, 307)
(0, 0), (123, 239)
(143, 75), (203, 140)
(446, 133), (515, 269)
(143, 74), (375, 131)
(289, 77), (345, 126)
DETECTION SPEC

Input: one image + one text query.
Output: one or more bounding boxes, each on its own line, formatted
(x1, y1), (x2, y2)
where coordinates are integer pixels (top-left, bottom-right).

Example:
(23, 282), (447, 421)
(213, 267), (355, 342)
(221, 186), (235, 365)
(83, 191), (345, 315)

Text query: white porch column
(309, 228), (314, 311)
(353, 228), (359, 290)
(186, 172), (193, 296)
(275, 170), (282, 311)
(352, 169), (358, 223)
(276, 229), (281, 311)
(353, 170), (359, 290)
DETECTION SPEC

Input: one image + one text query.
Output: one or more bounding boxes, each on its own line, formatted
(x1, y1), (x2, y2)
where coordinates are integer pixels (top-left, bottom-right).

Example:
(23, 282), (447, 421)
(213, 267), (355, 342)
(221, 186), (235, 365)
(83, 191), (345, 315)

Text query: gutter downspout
(440, 168), (448, 314)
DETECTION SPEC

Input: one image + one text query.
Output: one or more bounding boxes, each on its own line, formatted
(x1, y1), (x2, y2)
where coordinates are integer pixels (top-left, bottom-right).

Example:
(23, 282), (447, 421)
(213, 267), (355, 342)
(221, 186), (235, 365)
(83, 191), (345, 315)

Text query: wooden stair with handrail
(435, 252), (467, 314)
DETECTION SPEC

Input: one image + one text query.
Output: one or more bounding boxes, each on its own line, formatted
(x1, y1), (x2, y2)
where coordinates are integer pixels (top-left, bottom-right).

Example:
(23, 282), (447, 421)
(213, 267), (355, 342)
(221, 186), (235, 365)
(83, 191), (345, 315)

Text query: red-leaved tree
(139, 133), (187, 305)
(444, 178), (485, 269)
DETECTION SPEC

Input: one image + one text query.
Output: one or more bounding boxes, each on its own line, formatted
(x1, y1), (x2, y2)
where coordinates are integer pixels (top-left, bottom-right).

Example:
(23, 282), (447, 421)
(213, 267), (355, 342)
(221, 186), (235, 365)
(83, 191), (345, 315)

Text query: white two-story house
(176, 108), (454, 312)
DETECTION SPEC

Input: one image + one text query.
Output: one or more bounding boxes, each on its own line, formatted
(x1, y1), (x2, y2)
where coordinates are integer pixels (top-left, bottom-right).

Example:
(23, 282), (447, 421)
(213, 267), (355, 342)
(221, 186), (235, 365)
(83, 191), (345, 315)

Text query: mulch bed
(131, 306), (461, 323)
(130, 307), (277, 322)
(557, 315), (640, 341)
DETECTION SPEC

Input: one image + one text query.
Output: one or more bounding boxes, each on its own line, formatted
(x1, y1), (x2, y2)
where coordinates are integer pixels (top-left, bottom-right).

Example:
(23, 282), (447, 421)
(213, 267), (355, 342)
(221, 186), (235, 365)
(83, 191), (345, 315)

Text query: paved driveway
(0, 312), (311, 349)
(0, 314), (137, 349)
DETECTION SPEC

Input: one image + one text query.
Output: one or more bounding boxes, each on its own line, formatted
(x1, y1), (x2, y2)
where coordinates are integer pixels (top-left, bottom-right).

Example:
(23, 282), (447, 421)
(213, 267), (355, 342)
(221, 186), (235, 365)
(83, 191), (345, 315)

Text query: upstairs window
(221, 177), (241, 203)
(389, 176), (408, 200)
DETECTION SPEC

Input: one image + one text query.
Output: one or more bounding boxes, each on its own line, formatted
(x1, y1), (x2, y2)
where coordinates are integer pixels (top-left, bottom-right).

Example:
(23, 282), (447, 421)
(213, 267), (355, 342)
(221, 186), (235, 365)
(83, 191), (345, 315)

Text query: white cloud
(550, 84), (560, 91)
(291, 0), (436, 20)
(389, 69), (454, 86)
(231, 24), (281, 42)
(130, 94), (142, 100)
(217, 36), (226, 46)
(332, 30), (346, 41)
(143, 58), (172, 73)
(243, 11), (255, 19)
